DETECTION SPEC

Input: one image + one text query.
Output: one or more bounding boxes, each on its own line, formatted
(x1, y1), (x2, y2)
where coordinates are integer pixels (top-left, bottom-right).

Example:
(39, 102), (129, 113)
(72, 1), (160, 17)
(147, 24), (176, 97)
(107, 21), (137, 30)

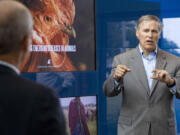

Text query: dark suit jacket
(0, 64), (67, 135)
(103, 47), (180, 135)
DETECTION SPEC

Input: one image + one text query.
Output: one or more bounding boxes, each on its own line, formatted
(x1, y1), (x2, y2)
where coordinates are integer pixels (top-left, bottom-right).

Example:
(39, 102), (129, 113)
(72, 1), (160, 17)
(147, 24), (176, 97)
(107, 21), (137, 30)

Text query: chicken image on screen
(19, 0), (77, 72)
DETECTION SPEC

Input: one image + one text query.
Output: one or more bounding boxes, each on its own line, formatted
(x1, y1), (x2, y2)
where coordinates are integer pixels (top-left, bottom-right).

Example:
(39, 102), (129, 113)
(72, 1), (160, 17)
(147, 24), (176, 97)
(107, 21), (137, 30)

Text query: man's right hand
(113, 64), (131, 81)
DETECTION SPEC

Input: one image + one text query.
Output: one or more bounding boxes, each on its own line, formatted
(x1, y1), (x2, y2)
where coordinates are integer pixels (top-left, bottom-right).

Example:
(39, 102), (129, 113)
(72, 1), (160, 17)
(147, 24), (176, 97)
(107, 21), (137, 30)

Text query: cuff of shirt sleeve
(113, 79), (123, 93)
(169, 86), (176, 95)
(114, 79), (120, 86)
(167, 79), (176, 94)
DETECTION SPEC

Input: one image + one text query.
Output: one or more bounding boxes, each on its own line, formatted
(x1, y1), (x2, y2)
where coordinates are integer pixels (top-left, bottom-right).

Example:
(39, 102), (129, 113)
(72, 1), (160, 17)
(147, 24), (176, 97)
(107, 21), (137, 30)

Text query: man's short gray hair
(0, 0), (33, 54)
(136, 15), (163, 32)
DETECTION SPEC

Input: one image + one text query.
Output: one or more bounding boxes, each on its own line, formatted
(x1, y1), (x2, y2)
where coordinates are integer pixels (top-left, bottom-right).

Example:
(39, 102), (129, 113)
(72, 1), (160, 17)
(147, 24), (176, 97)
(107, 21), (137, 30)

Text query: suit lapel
(150, 49), (167, 96)
(129, 47), (150, 96)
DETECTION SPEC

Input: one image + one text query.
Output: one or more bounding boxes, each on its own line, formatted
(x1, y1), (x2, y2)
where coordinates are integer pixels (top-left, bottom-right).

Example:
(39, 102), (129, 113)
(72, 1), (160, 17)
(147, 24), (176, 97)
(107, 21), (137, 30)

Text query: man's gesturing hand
(151, 69), (175, 86)
(113, 65), (131, 81)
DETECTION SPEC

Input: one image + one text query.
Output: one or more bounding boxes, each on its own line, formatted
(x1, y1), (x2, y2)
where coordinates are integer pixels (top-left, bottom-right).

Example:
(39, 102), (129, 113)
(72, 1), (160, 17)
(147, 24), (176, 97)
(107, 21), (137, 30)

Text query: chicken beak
(61, 24), (76, 39)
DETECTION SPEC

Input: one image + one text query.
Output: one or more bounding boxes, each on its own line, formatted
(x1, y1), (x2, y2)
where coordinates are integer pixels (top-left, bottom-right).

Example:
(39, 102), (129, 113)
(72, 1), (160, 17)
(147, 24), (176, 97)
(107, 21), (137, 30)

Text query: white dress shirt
(139, 45), (157, 90)
(139, 45), (176, 94)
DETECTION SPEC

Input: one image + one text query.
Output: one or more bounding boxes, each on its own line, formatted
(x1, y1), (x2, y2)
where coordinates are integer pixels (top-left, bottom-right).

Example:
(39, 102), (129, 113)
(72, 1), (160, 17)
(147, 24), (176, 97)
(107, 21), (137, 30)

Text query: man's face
(136, 20), (161, 53)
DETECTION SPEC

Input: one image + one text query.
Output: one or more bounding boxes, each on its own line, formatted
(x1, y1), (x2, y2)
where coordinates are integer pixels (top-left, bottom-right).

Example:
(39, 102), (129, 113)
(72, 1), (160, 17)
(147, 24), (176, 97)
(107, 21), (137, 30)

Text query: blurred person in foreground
(103, 15), (180, 135)
(0, 0), (67, 135)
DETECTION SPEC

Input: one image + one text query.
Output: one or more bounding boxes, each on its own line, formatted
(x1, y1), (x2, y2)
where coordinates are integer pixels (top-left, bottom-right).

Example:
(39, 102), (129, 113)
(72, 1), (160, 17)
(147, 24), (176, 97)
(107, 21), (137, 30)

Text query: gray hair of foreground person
(0, 0), (33, 54)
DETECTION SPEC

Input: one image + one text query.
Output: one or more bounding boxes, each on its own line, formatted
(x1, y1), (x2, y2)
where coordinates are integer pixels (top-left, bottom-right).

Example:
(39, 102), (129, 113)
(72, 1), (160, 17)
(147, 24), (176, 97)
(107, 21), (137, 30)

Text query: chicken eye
(44, 16), (51, 22)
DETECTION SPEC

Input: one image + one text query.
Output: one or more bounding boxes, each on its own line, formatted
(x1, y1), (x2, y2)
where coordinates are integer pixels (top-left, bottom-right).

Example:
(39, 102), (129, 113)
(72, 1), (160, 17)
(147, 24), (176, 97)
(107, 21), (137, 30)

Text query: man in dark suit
(103, 15), (180, 135)
(0, 0), (67, 135)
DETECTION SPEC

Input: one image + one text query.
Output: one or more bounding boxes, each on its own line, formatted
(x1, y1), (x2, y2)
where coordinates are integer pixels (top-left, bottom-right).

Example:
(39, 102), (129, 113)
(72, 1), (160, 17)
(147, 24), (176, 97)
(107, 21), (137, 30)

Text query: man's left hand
(151, 69), (175, 86)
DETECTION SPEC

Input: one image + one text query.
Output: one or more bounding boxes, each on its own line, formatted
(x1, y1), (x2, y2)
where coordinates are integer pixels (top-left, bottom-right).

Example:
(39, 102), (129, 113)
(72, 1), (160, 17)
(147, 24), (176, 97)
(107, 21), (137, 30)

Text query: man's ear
(136, 30), (139, 39)
(158, 32), (161, 40)
(19, 35), (31, 70)
(22, 35), (31, 52)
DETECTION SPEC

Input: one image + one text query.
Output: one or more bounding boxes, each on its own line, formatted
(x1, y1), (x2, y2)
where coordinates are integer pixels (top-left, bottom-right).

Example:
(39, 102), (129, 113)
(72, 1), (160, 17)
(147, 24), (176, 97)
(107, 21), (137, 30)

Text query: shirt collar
(139, 44), (157, 57)
(0, 60), (20, 74)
